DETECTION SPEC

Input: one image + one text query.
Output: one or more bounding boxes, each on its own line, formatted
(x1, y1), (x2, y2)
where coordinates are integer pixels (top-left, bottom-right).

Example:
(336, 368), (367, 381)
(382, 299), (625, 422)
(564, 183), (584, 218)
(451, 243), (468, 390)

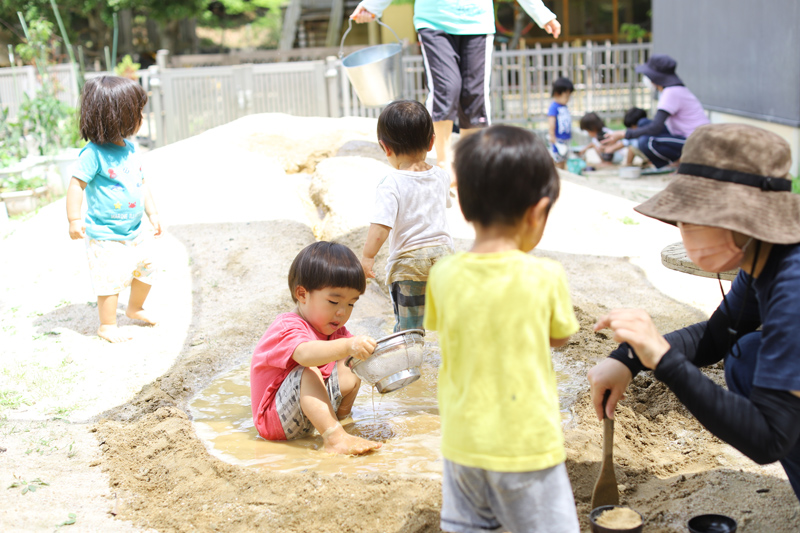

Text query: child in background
(577, 112), (627, 165)
(548, 77), (574, 169)
(250, 242), (382, 455)
(361, 100), (453, 332)
(66, 76), (161, 344)
(620, 107), (668, 166)
(425, 125), (580, 533)
(597, 108), (668, 167)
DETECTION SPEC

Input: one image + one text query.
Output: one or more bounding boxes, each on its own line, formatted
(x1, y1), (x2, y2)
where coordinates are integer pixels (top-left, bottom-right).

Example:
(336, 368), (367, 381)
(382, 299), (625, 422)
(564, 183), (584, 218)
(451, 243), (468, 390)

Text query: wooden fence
(0, 40), (653, 148)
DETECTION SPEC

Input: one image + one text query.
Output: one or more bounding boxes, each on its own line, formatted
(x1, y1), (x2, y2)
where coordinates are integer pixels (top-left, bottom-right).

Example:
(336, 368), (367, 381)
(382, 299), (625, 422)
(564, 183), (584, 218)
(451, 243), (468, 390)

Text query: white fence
(0, 64), (106, 120)
(1, 41), (653, 149)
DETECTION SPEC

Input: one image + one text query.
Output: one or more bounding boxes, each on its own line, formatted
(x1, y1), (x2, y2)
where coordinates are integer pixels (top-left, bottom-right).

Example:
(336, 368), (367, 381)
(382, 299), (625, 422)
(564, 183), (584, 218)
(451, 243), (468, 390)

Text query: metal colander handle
(339, 17), (403, 59)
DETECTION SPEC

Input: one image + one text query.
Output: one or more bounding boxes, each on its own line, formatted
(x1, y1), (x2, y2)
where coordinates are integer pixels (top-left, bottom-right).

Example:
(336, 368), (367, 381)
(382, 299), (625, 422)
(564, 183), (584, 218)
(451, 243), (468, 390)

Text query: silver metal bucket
(339, 18), (403, 107)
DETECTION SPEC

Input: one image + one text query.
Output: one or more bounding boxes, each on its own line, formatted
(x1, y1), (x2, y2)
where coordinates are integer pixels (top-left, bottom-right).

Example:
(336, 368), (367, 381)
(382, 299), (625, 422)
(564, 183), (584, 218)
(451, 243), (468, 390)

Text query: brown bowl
(590, 505), (644, 533)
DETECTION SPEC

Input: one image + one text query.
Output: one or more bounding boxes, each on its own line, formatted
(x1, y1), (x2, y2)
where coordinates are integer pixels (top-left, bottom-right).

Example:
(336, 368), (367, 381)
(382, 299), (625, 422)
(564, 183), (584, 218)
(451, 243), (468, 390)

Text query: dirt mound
(97, 407), (441, 532)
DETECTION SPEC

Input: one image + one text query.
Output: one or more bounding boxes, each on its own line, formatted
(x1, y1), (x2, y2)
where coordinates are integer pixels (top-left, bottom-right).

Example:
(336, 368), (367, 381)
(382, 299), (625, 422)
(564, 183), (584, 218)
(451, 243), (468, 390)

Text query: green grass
(792, 175), (799, 195)
(0, 358), (83, 417)
(8, 476), (48, 495)
(0, 389), (29, 410)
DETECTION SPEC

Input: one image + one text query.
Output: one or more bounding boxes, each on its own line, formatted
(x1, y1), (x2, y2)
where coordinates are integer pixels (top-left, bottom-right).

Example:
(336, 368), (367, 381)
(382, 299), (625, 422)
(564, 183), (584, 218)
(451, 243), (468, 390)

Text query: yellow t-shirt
(424, 250), (579, 472)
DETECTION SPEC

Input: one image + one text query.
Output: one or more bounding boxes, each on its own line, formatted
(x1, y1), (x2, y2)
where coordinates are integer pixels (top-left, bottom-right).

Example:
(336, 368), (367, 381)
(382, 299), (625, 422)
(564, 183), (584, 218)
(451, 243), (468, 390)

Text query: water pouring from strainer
(346, 329), (426, 394)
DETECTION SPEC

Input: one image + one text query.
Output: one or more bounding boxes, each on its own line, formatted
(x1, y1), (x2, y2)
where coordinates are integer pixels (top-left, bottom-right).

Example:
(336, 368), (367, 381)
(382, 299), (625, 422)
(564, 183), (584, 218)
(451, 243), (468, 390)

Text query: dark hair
(288, 242), (366, 302)
(454, 125), (560, 227)
(377, 100), (434, 156)
(624, 107), (648, 128)
(579, 112), (605, 133)
(551, 77), (574, 96)
(79, 76), (147, 145)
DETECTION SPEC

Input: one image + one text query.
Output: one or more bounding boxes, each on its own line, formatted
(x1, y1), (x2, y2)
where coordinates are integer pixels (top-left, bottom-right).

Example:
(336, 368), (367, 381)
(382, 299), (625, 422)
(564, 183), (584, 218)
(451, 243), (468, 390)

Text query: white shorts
(85, 233), (157, 296)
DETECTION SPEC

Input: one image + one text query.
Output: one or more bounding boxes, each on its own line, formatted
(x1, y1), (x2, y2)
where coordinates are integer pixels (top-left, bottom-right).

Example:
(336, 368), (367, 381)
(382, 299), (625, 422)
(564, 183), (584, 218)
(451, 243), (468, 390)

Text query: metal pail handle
(339, 17), (403, 59)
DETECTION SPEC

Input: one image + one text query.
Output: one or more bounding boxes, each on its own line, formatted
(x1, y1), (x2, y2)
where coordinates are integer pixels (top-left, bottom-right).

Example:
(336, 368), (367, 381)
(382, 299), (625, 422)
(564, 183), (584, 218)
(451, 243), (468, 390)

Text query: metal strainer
(345, 329), (425, 393)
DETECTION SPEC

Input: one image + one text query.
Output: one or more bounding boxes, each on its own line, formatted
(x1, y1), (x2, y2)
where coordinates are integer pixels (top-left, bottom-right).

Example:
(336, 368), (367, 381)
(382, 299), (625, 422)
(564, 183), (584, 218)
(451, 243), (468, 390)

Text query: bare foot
(323, 426), (382, 455)
(126, 308), (158, 325)
(98, 324), (133, 343)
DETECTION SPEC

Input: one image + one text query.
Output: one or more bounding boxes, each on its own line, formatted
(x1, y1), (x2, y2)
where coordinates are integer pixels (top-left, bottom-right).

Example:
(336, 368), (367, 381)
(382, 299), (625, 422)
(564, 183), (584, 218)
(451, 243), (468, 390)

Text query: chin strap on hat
(717, 239), (762, 359)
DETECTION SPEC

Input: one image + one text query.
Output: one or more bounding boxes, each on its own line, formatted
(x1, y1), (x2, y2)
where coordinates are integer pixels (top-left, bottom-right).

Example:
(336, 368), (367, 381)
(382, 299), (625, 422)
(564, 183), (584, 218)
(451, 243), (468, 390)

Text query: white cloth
(371, 166), (453, 271)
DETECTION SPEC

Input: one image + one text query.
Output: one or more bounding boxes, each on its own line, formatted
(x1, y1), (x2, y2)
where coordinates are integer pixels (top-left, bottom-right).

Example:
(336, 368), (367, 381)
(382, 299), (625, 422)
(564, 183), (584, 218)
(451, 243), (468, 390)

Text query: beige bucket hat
(635, 123), (800, 244)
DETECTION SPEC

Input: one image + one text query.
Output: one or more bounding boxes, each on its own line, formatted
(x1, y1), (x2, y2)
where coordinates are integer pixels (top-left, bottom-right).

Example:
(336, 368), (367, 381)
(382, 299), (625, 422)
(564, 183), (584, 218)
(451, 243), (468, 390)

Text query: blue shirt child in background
(548, 77), (574, 169)
(66, 76), (162, 343)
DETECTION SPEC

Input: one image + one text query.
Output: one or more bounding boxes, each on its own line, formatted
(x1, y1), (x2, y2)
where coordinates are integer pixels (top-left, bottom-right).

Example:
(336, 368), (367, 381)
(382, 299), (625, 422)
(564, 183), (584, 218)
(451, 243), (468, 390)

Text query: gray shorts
(441, 460), (579, 533)
(275, 364), (342, 440)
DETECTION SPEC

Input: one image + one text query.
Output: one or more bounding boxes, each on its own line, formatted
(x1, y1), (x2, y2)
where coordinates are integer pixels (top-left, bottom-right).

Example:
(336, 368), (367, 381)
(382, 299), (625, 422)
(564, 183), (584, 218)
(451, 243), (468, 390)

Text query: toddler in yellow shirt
(424, 125), (580, 532)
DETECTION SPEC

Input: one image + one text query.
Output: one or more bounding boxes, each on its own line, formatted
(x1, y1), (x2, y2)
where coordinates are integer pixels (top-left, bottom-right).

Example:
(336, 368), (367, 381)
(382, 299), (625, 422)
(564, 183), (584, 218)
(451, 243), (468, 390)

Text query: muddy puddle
(189, 337), (587, 478)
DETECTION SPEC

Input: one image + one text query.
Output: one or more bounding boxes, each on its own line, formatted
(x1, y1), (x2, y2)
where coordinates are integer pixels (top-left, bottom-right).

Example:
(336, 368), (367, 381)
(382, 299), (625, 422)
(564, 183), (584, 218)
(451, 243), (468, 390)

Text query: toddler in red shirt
(250, 242), (382, 455)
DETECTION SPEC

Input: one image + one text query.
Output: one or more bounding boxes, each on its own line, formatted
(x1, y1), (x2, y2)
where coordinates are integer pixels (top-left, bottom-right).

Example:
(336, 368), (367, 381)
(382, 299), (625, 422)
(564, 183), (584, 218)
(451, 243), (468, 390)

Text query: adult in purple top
(603, 55), (709, 168)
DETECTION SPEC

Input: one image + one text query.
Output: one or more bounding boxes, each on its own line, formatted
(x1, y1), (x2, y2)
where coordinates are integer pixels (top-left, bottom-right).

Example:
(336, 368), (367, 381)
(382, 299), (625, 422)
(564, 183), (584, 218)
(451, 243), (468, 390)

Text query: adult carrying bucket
(339, 18), (403, 107)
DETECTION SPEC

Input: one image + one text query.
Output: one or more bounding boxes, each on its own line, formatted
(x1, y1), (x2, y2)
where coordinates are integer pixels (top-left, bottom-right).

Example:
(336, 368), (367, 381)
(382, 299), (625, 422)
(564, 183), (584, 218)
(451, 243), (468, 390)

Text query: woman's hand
(68, 220), (85, 240)
(347, 335), (377, 361)
(587, 358), (632, 420)
(601, 129), (626, 145)
(594, 309), (670, 369)
(350, 5), (375, 23)
(543, 19), (561, 39)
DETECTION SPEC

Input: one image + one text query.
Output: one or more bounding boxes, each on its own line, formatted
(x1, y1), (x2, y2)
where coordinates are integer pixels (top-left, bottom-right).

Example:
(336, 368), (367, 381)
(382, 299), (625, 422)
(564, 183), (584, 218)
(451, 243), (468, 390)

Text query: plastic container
(567, 157), (587, 175)
(589, 505), (644, 533)
(345, 329), (424, 393)
(619, 166), (642, 179)
(339, 18), (403, 106)
(687, 514), (737, 533)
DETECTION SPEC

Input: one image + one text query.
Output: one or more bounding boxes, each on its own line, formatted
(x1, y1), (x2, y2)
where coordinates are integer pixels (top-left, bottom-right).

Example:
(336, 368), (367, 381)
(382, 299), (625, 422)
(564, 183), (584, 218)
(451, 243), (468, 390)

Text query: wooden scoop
(591, 390), (620, 508)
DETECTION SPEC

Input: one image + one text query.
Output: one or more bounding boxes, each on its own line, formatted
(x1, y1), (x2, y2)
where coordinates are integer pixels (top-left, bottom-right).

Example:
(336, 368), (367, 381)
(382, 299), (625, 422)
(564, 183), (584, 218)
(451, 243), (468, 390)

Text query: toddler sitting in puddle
(250, 242), (382, 455)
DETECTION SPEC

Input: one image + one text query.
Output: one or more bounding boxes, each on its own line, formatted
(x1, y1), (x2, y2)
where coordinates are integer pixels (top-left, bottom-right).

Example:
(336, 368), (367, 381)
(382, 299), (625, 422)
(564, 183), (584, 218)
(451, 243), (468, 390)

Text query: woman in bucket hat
(602, 54), (709, 168)
(589, 123), (800, 502)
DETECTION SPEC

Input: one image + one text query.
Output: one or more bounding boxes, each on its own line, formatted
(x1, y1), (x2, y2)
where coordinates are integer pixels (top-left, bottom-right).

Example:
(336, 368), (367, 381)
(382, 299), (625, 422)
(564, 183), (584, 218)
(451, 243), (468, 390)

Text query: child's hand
(68, 220), (85, 240)
(601, 130), (625, 145)
(149, 213), (162, 236)
(347, 335), (377, 361)
(361, 256), (376, 279)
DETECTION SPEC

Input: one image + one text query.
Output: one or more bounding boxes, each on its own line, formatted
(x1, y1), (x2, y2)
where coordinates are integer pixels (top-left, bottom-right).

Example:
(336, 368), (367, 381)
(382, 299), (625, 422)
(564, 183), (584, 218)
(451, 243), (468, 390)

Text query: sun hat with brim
(635, 54), (683, 87)
(634, 123), (800, 245)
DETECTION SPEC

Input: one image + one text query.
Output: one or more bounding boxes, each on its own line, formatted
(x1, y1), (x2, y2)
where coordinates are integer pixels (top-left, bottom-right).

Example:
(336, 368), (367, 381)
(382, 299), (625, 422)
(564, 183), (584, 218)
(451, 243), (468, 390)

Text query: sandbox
(0, 114), (797, 532)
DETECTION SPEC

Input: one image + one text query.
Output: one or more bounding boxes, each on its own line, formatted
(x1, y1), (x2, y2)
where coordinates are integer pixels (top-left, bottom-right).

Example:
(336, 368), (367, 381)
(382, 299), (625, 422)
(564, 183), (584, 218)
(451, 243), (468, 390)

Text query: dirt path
(1, 114), (798, 532)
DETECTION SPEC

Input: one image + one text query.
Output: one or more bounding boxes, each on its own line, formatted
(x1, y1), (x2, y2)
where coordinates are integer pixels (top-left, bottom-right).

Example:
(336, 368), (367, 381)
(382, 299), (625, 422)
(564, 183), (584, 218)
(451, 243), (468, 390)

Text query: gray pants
(417, 29), (493, 128)
(441, 460), (579, 533)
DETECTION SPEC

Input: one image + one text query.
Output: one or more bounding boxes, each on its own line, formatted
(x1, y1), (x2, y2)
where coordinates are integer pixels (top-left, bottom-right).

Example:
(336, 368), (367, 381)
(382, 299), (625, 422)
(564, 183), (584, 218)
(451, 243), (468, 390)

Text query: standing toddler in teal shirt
(66, 76), (162, 343)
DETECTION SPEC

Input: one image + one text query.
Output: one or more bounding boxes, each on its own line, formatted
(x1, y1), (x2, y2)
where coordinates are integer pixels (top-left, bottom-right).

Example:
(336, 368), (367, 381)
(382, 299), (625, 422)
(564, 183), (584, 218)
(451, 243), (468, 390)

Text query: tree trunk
(85, 8), (109, 64)
(158, 19), (181, 55)
(508, 3), (526, 50)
